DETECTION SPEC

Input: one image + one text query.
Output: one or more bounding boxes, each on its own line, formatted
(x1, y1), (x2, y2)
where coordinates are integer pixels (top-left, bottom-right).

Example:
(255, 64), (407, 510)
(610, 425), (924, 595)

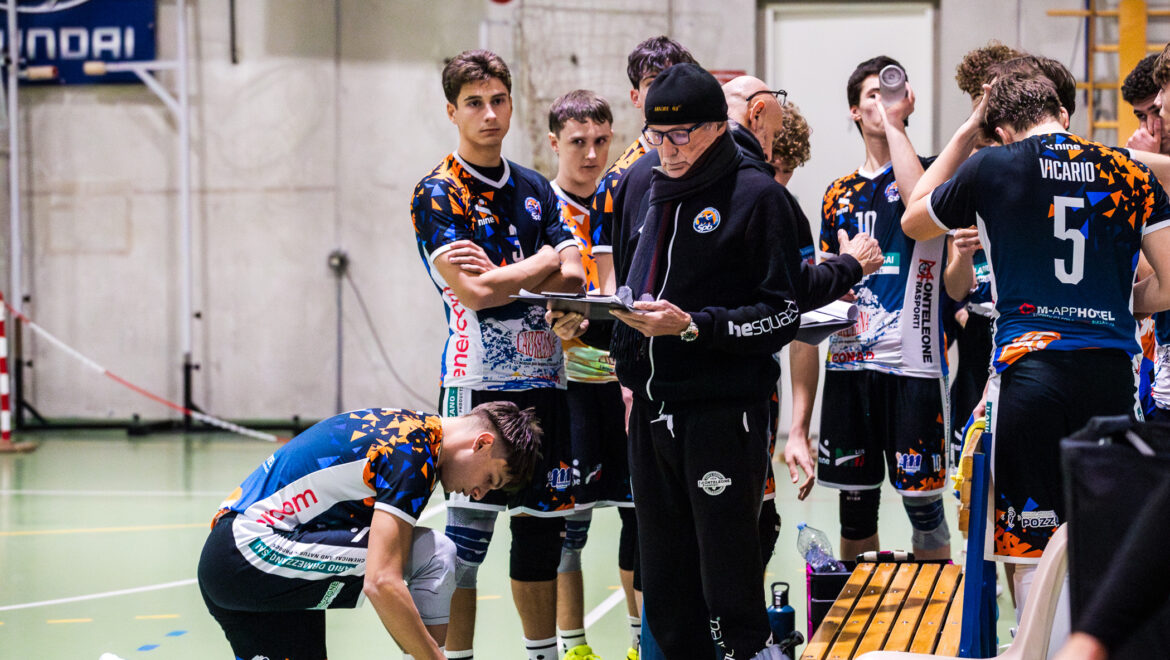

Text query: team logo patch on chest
(693, 207), (721, 233)
(884, 181), (901, 203)
(525, 197), (542, 222)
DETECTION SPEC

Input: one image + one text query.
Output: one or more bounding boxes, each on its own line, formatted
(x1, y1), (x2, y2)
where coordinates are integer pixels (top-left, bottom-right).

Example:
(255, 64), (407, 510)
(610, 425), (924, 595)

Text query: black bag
(1062, 415), (1170, 660)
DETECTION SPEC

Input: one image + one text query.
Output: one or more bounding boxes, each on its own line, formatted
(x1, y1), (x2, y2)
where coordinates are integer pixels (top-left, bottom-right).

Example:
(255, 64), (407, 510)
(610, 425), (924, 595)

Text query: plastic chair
(856, 523), (1069, 660)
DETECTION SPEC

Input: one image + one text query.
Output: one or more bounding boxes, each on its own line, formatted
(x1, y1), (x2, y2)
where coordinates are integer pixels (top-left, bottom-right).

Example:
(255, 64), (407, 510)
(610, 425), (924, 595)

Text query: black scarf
(611, 130), (743, 368)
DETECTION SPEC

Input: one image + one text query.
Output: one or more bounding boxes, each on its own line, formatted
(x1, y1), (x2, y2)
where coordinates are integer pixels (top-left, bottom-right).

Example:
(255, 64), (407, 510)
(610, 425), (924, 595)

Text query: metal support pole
(328, 250), (349, 414)
(6, 1), (18, 319)
(176, 0), (194, 430)
(6, 1), (22, 431)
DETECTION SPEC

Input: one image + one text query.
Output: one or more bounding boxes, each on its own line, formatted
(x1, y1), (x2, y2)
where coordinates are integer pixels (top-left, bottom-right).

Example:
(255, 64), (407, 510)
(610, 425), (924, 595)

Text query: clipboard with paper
(795, 300), (859, 344)
(511, 286), (641, 321)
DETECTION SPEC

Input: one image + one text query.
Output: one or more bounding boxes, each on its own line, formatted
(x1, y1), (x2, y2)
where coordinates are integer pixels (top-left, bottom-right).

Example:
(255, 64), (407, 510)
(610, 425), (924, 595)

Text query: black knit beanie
(643, 63), (728, 125)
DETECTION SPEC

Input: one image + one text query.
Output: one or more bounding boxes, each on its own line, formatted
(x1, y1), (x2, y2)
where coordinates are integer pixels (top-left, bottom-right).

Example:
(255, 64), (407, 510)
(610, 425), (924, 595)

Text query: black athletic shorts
(198, 513), (364, 660)
(987, 348), (1135, 563)
(817, 370), (947, 495)
(566, 380), (633, 508)
(440, 386), (575, 516)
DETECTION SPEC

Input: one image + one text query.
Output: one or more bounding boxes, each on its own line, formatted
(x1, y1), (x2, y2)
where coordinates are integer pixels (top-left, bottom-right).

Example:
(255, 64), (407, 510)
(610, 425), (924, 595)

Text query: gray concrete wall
(3, 0), (1165, 423)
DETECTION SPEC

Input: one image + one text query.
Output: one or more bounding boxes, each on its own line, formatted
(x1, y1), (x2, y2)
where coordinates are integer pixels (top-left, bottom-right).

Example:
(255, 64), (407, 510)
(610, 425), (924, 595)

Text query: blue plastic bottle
(767, 581), (796, 643)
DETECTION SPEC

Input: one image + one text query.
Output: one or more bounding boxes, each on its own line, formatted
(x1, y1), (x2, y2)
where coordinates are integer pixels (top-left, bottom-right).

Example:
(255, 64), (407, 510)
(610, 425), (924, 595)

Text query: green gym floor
(0, 431), (1016, 659)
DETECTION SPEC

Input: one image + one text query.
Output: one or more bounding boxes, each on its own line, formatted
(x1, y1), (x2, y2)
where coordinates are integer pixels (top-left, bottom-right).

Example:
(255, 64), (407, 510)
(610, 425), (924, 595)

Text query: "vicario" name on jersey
(1038, 158), (1096, 183)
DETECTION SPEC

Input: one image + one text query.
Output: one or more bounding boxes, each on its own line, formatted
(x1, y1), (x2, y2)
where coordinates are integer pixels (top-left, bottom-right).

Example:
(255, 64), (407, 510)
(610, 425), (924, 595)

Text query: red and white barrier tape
(1, 292), (11, 446)
(2, 297), (287, 443)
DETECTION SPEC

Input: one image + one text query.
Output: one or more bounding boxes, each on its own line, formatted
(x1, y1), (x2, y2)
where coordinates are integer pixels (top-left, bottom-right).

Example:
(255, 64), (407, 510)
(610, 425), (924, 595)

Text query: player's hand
(784, 430), (816, 500)
(839, 289), (858, 303)
(839, 229), (882, 276)
(545, 308), (588, 340)
(966, 82), (993, 129)
(611, 299), (689, 337)
(952, 227), (982, 258)
(446, 240), (497, 274)
(879, 82), (916, 130)
(954, 306), (969, 329)
(1127, 125), (1161, 153)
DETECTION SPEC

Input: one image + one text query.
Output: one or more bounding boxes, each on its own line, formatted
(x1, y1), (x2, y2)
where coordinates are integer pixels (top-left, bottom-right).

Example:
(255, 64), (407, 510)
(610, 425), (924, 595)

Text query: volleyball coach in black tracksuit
(605, 63), (804, 660)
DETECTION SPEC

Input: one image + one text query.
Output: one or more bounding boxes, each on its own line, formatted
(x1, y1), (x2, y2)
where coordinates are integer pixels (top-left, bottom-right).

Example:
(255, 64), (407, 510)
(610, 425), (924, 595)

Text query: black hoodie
(609, 129), (803, 404)
(727, 121), (863, 311)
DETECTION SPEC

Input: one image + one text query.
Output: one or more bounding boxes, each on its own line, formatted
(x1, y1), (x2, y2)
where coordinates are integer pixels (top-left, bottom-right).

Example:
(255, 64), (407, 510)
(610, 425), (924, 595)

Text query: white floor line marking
(0, 489), (225, 497)
(584, 588), (627, 629)
(1, 503), (448, 613)
(0, 579), (197, 612)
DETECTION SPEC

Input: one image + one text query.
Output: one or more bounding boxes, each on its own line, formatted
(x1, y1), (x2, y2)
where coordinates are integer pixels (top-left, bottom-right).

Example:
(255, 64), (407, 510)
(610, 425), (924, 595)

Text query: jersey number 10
(1053, 195), (1085, 285)
(854, 210), (876, 235)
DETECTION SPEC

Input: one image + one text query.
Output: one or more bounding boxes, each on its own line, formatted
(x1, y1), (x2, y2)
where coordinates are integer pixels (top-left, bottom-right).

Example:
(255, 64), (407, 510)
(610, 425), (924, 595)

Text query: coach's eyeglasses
(746, 89), (788, 107)
(642, 122), (709, 146)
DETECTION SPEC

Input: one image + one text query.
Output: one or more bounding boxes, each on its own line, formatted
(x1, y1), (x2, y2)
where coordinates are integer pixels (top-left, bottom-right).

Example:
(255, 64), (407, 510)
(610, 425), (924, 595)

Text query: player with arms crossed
(411, 49), (586, 660)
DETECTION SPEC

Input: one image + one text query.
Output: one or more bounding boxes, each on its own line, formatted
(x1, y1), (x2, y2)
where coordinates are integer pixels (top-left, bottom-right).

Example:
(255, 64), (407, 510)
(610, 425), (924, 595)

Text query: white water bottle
(797, 522), (847, 573)
(879, 64), (907, 107)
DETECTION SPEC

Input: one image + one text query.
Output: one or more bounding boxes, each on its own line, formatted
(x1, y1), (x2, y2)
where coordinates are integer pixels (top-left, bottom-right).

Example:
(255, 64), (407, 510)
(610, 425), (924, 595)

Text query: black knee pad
(509, 515), (565, 582)
(618, 507), (638, 572)
(839, 488), (881, 540)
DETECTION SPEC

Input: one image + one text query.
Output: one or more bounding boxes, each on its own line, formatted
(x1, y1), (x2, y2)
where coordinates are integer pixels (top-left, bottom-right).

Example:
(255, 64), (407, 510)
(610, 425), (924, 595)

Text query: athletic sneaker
(564, 644), (602, 660)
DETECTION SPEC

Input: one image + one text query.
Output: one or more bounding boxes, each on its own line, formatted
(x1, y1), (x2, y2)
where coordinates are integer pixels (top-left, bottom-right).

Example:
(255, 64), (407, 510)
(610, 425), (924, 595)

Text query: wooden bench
(800, 562), (964, 660)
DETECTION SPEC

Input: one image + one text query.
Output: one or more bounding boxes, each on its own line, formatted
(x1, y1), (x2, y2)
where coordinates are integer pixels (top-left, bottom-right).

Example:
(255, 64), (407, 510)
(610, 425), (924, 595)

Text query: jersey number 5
(1053, 196), (1085, 285)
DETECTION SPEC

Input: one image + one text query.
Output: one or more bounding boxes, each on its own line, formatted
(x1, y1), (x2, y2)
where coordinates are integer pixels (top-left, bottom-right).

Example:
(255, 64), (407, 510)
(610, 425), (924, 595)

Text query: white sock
(559, 627), (587, 652)
(524, 635), (558, 660)
(629, 615), (642, 649)
(447, 650), (473, 660)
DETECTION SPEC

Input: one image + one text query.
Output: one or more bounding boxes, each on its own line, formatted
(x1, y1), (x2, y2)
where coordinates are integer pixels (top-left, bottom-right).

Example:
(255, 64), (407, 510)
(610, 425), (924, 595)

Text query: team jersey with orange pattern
(927, 133), (1170, 371)
(214, 409), (441, 577)
(590, 136), (649, 254)
(820, 158), (948, 378)
(411, 153), (577, 391)
(552, 182), (618, 384)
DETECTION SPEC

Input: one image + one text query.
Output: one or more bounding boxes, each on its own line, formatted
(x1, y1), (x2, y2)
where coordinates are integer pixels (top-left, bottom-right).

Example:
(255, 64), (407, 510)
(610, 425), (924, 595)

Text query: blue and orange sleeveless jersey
(552, 182), (618, 385)
(411, 153), (577, 391)
(217, 409), (442, 530)
(928, 132), (1170, 370)
(820, 157), (948, 378)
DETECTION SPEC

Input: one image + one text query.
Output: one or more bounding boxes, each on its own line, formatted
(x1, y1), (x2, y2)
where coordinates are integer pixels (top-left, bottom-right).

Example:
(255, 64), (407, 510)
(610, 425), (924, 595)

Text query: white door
(764, 2), (936, 439)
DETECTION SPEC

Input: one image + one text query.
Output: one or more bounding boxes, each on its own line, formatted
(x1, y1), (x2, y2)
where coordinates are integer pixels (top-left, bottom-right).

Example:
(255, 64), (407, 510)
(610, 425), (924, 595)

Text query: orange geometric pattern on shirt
(997, 331), (1062, 368)
(994, 510), (1046, 559)
(819, 173), (865, 253)
(560, 199), (599, 291)
(360, 411), (443, 506)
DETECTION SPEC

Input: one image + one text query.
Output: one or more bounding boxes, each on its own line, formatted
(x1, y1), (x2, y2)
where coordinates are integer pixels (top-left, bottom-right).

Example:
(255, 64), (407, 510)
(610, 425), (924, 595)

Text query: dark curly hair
(955, 41), (1022, 98)
(1124, 53), (1162, 104)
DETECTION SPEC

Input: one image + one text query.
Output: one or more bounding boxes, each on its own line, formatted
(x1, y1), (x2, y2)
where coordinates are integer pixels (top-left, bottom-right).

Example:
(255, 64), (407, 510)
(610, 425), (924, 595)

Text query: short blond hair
(771, 103), (811, 170)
